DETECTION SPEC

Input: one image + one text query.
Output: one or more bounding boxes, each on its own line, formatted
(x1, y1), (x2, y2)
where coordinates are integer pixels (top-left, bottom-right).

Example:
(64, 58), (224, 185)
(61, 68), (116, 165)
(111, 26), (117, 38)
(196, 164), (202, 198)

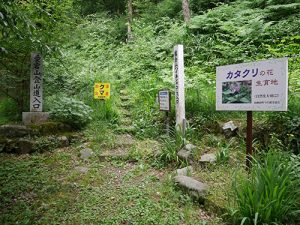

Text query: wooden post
(173, 45), (186, 136)
(166, 111), (170, 137)
(246, 111), (253, 170)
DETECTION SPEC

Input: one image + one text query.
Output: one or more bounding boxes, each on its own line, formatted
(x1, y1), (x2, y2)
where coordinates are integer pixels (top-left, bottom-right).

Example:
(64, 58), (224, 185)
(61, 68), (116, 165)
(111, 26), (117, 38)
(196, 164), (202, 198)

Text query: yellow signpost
(94, 83), (110, 100)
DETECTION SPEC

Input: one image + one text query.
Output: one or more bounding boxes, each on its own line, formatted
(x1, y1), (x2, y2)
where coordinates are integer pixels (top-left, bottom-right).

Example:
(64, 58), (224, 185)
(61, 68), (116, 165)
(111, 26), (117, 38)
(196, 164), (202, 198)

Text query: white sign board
(173, 45), (186, 125)
(216, 58), (288, 111)
(30, 53), (43, 112)
(158, 90), (171, 111)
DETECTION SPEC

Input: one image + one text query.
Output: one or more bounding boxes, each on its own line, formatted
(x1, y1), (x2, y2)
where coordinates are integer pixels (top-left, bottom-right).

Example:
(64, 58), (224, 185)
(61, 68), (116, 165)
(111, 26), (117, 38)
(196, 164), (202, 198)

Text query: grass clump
(232, 150), (300, 225)
(157, 127), (186, 167)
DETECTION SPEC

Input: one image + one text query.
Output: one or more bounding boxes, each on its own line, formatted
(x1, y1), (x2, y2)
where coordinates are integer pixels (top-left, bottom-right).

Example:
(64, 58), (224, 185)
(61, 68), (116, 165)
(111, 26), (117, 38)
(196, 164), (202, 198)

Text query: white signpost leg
(173, 45), (186, 135)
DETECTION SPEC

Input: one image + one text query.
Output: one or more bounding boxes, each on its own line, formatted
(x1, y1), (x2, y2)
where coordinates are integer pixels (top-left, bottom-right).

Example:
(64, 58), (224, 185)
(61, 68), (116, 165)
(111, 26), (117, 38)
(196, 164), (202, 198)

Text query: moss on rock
(27, 122), (73, 136)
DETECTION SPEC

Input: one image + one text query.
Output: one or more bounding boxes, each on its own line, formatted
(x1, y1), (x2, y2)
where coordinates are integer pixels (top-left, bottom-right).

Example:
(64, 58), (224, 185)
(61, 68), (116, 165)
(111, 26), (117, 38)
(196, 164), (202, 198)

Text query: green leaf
(240, 97), (250, 103)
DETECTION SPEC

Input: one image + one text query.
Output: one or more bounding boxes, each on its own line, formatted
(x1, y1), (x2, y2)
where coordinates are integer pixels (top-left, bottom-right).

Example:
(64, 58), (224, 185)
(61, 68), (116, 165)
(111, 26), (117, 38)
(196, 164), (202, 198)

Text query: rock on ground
(80, 148), (93, 160)
(174, 175), (208, 201)
(176, 166), (193, 176)
(222, 121), (238, 138)
(18, 139), (35, 154)
(177, 148), (192, 160)
(57, 136), (69, 147)
(199, 153), (216, 163)
(75, 166), (89, 173)
(0, 125), (32, 138)
(185, 143), (196, 151)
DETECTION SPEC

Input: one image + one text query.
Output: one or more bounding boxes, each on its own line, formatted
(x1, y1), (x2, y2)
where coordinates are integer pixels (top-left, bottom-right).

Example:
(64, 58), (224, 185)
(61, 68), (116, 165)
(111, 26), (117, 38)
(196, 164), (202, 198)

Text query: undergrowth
(232, 150), (300, 225)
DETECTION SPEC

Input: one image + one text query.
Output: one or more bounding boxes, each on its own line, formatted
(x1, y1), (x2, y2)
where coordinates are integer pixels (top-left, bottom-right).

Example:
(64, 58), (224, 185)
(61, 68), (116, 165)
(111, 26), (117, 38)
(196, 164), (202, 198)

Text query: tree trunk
(182, 0), (191, 23)
(127, 0), (133, 42)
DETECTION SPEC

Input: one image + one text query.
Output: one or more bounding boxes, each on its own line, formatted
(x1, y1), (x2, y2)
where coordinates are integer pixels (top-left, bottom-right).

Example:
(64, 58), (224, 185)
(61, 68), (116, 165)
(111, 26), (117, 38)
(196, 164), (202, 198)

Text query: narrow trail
(0, 88), (217, 224)
(99, 87), (136, 160)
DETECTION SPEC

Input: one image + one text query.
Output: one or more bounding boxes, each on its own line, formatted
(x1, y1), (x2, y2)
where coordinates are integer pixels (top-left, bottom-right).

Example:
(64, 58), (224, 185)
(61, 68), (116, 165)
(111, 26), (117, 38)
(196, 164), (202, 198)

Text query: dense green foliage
(0, 0), (76, 111)
(0, 1), (299, 223)
(48, 97), (92, 129)
(1, 0), (299, 134)
(0, 0), (299, 146)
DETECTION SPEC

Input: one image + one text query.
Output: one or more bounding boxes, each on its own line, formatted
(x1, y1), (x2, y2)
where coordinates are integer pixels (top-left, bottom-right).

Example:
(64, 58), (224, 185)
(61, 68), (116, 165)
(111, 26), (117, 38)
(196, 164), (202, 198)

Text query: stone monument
(22, 53), (49, 125)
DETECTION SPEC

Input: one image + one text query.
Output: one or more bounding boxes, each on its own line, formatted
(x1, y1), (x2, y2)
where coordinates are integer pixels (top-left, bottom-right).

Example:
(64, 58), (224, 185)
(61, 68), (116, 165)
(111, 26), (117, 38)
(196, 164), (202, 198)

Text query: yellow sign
(94, 83), (110, 100)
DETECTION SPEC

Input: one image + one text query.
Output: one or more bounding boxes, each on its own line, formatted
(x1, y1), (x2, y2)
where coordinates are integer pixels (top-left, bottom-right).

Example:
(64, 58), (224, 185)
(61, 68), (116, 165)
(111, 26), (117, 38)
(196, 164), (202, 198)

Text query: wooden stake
(166, 111), (170, 137)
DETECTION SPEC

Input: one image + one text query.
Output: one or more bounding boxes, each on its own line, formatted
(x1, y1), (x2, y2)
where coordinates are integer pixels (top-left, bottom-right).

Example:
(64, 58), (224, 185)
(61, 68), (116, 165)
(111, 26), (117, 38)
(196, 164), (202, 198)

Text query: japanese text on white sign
(158, 90), (171, 111)
(216, 58), (288, 111)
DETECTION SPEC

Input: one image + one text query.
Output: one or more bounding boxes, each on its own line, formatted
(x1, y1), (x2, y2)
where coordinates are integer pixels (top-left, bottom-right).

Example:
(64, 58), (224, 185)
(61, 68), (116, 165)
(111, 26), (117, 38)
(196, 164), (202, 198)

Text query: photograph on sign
(222, 80), (252, 104)
(216, 58), (288, 111)
(158, 90), (171, 111)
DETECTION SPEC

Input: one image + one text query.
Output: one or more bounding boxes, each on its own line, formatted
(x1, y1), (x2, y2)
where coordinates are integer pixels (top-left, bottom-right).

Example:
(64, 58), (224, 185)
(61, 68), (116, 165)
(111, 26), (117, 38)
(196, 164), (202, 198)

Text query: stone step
(0, 125), (32, 138)
(121, 101), (132, 108)
(120, 102), (132, 108)
(174, 175), (208, 202)
(120, 95), (131, 101)
(176, 166), (193, 176)
(177, 148), (191, 161)
(120, 90), (128, 95)
(99, 148), (129, 161)
(177, 143), (197, 161)
(80, 148), (94, 160)
(120, 118), (132, 126)
(115, 126), (136, 134)
(120, 110), (131, 117)
(75, 166), (89, 173)
(0, 135), (72, 154)
(114, 134), (134, 147)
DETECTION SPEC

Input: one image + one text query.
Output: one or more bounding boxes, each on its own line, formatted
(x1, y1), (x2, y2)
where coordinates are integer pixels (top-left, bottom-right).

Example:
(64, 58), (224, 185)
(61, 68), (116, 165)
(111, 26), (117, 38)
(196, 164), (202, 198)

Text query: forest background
(1, 0), (299, 152)
(0, 0), (300, 224)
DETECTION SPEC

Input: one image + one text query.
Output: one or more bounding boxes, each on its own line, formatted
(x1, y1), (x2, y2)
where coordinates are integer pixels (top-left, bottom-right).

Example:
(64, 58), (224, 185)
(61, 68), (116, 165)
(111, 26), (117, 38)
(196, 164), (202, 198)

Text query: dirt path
(0, 87), (221, 224)
(0, 128), (221, 225)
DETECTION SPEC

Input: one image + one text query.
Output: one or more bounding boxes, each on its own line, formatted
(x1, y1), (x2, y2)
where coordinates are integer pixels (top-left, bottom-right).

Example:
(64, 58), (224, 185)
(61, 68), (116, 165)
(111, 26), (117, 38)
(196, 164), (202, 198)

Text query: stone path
(81, 86), (216, 220)
(174, 175), (208, 201)
(98, 133), (135, 160)
(98, 88), (136, 160)
(115, 88), (136, 135)
(174, 144), (216, 202)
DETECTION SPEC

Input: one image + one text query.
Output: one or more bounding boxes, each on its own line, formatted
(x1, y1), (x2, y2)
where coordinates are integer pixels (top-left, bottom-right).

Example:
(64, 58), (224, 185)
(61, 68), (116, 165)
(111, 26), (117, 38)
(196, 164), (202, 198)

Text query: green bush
(154, 0), (182, 20)
(190, 0), (233, 13)
(49, 97), (93, 129)
(0, 97), (20, 124)
(232, 150), (300, 225)
(266, 110), (300, 154)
